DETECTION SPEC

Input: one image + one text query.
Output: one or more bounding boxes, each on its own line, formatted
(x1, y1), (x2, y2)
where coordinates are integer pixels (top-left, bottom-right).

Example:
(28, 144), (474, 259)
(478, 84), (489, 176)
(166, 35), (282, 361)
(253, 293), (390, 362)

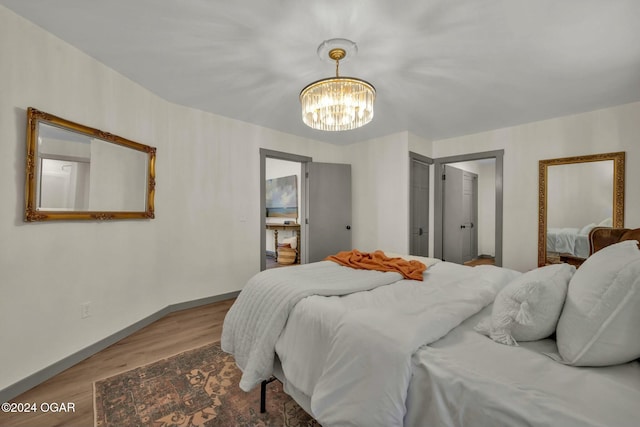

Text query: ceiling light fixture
(300, 39), (376, 131)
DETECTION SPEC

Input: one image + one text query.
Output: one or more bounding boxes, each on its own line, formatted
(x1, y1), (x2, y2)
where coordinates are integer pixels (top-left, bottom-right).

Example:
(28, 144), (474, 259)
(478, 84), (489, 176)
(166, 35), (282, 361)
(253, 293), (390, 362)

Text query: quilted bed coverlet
(223, 259), (520, 426)
(221, 261), (402, 391)
(308, 263), (519, 427)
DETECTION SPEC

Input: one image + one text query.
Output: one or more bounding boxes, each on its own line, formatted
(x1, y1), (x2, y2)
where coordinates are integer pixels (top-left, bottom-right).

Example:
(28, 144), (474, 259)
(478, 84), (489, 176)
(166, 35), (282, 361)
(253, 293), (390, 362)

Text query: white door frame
(433, 150), (504, 267)
(259, 149), (312, 271)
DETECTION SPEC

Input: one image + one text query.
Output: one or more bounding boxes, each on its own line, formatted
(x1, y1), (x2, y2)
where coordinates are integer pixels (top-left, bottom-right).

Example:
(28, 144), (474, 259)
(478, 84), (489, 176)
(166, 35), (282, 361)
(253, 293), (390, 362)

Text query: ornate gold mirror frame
(538, 151), (625, 267)
(25, 107), (156, 221)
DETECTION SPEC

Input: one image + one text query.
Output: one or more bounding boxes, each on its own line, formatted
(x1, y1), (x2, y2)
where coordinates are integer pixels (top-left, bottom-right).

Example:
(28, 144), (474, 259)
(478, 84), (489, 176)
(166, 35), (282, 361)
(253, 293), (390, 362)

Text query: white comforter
(221, 261), (403, 391)
(546, 227), (590, 258)
(276, 262), (520, 427)
(408, 305), (640, 427)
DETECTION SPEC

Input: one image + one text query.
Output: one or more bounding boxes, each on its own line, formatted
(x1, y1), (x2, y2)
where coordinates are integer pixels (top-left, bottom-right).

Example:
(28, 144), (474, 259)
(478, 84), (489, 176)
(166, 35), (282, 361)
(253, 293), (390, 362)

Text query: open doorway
(260, 149), (354, 271)
(265, 158), (303, 269)
(260, 149), (311, 271)
(434, 150), (503, 267)
(443, 161), (494, 265)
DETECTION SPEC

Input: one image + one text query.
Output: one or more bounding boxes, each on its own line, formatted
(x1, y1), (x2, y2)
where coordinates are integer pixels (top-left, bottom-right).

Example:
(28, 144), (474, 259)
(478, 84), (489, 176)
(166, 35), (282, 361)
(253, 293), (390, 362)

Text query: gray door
(307, 162), (352, 263)
(461, 171), (478, 262)
(443, 165), (478, 264)
(410, 159), (429, 256)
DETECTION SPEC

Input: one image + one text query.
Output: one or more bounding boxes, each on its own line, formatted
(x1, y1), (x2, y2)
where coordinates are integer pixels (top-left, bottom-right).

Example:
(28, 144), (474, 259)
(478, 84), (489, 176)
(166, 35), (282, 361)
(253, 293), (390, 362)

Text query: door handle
(419, 227), (423, 236)
(346, 225), (351, 230)
(460, 225), (466, 229)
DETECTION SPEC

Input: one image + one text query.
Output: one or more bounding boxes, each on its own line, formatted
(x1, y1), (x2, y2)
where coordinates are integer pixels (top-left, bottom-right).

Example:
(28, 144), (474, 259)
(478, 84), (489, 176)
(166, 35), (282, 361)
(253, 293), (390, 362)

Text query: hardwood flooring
(0, 298), (234, 427)
(464, 256), (495, 267)
(266, 253), (298, 270)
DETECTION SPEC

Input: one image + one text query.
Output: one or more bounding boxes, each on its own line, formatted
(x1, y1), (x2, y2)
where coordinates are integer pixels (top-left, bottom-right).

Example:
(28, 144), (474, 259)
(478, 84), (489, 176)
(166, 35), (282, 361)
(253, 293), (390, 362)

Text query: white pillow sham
(598, 217), (613, 227)
(475, 263), (574, 346)
(555, 240), (640, 366)
(579, 223), (596, 235)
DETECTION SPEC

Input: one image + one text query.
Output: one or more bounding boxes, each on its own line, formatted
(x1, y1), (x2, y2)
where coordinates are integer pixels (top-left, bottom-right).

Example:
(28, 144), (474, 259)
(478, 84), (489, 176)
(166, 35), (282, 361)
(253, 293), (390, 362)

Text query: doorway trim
(409, 152), (433, 256)
(260, 149), (312, 271)
(433, 150), (504, 266)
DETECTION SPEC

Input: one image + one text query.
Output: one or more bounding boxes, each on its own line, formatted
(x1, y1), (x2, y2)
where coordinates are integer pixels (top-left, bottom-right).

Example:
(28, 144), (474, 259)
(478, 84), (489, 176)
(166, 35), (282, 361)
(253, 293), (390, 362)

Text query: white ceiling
(3, 0), (640, 145)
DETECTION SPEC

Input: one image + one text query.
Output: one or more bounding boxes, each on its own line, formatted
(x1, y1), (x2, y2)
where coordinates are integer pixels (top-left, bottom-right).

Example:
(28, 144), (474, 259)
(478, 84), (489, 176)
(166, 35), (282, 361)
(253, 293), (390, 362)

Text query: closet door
(306, 162), (352, 263)
(443, 165), (478, 264)
(410, 158), (430, 256)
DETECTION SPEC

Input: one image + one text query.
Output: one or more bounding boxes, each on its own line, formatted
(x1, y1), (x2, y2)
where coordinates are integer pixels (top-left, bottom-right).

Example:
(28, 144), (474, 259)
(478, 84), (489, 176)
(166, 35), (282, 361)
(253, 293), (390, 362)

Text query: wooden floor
(464, 257), (496, 266)
(266, 254), (299, 270)
(0, 298), (234, 427)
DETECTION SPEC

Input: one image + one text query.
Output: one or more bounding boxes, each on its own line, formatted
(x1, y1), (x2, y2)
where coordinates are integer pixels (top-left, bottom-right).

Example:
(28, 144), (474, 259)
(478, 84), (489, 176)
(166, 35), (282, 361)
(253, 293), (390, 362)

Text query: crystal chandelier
(300, 39), (376, 131)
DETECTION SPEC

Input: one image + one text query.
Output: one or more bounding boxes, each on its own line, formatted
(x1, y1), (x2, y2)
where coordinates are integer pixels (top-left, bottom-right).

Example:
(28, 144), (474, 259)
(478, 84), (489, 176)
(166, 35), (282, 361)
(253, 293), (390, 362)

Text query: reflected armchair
(589, 227), (640, 255)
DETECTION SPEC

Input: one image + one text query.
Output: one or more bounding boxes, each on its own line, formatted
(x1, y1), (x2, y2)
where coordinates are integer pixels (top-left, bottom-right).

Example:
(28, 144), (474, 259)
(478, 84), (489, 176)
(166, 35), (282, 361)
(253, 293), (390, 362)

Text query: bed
(546, 226), (591, 258)
(222, 233), (640, 427)
(546, 219), (613, 258)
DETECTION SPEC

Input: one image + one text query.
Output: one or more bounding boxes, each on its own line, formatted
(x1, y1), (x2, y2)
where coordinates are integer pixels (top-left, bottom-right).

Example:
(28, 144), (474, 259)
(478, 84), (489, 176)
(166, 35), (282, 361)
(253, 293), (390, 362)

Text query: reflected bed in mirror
(538, 152), (625, 267)
(24, 108), (156, 221)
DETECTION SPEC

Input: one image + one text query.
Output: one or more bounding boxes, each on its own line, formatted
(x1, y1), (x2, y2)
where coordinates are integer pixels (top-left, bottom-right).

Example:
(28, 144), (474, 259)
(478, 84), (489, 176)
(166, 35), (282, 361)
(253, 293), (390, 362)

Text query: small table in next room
(266, 223), (301, 264)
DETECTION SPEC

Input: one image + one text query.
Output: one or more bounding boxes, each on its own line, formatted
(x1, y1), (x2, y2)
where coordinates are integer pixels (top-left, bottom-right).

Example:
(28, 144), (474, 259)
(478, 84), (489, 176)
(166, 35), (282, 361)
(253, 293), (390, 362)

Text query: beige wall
(345, 131), (434, 255)
(2, 3), (639, 396)
(432, 101), (640, 272)
(346, 132), (410, 253)
(0, 6), (343, 392)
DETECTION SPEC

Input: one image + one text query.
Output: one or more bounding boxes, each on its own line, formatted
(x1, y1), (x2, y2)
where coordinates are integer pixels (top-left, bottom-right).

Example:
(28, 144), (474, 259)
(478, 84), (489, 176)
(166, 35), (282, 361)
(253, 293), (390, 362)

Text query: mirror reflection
(25, 108), (156, 221)
(546, 161), (613, 260)
(39, 158), (90, 210)
(538, 152), (625, 267)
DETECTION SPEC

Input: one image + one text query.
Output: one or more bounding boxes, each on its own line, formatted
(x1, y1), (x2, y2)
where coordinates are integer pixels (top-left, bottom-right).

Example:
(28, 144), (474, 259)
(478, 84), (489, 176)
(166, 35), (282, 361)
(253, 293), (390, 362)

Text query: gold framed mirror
(24, 107), (156, 221)
(538, 152), (625, 267)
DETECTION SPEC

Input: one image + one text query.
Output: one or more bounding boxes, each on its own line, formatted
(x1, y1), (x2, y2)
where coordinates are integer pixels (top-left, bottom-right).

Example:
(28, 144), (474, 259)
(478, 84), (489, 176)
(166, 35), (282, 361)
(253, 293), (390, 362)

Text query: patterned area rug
(94, 342), (319, 427)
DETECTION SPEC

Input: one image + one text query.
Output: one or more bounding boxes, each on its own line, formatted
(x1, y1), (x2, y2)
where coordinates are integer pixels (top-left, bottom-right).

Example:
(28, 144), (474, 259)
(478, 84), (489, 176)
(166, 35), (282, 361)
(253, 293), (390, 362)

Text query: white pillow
(555, 240), (640, 366)
(475, 264), (574, 346)
(579, 223), (596, 235)
(598, 217), (613, 227)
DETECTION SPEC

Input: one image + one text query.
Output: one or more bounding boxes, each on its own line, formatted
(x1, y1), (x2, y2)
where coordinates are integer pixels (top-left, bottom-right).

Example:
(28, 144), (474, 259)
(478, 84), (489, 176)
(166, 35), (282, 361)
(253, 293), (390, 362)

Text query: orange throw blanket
(325, 249), (427, 281)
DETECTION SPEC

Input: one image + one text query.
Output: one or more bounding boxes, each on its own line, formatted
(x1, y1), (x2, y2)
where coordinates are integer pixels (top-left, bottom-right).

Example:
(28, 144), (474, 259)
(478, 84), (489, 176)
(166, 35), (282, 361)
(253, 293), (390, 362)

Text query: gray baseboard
(0, 291), (239, 403)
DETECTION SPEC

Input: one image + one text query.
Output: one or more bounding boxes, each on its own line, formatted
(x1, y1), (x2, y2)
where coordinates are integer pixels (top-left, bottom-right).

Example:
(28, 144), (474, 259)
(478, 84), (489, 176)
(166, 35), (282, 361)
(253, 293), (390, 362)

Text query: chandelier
(300, 39), (376, 131)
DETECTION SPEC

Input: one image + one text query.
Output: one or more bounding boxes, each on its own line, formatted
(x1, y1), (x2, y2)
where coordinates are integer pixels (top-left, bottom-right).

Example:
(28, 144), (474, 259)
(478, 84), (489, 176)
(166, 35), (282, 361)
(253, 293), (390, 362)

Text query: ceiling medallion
(300, 38), (376, 132)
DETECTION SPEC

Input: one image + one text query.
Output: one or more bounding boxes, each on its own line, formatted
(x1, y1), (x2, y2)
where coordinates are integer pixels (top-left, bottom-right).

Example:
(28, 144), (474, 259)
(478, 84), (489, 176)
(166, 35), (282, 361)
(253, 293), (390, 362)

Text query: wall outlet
(80, 302), (91, 319)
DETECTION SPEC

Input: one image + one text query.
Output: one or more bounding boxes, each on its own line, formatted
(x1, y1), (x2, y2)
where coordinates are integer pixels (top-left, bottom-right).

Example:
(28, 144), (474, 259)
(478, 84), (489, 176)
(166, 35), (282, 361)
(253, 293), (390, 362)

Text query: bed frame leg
(260, 380), (267, 413)
(260, 376), (278, 413)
